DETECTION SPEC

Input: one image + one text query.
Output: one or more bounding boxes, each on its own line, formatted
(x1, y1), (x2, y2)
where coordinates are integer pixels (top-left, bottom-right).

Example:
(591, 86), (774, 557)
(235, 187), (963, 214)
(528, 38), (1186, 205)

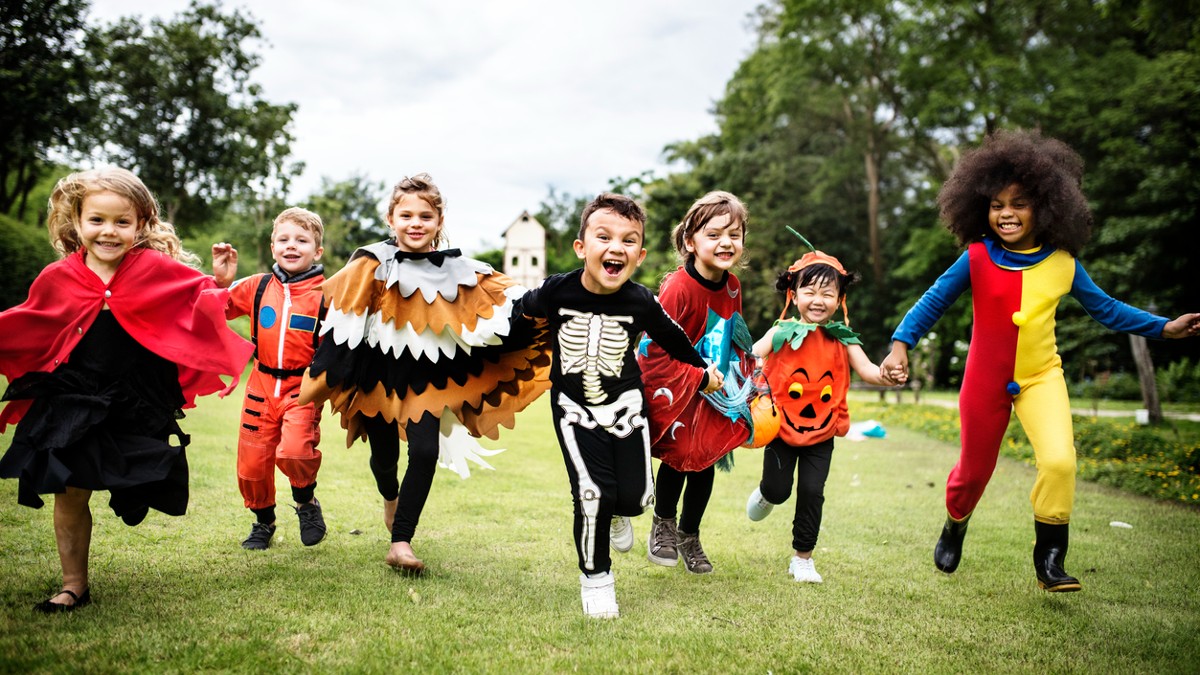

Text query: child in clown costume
(300, 173), (551, 576)
(881, 130), (1200, 591)
(745, 241), (901, 583)
(637, 190), (756, 574)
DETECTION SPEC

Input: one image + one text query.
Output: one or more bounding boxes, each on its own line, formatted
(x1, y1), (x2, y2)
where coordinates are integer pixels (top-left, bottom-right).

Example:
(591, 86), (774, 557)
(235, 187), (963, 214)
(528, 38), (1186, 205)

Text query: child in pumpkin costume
(746, 245), (902, 583)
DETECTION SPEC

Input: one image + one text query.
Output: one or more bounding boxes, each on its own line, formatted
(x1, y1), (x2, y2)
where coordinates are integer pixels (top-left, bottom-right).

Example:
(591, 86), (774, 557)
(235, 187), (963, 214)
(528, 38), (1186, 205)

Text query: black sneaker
(296, 500), (327, 546)
(242, 522), (276, 550)
(677, 531), (713, 574)
(646, 515), (679, 567)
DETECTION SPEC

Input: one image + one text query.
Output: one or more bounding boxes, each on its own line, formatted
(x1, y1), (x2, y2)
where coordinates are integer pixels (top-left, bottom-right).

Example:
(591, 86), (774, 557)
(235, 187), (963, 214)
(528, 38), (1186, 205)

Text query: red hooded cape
(0, 249), (254, 431)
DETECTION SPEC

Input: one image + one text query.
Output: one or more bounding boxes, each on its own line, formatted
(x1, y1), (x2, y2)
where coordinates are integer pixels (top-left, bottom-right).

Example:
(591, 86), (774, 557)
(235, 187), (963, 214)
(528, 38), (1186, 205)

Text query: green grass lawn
(2, 388), (1199, 673)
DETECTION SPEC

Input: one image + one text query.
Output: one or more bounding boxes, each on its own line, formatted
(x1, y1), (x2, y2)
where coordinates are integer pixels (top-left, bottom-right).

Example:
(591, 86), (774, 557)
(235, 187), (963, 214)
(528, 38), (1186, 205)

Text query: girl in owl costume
(301, 174), (551, 574)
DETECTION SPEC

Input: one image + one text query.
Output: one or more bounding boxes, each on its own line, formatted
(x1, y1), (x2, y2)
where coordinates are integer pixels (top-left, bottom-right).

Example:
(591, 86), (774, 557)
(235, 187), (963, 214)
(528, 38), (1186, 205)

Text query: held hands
(1162, 313), (1200, 339)
(211, 242), (239, 288)
(701, 364), (724, 394)
(880, 342), (910, 385)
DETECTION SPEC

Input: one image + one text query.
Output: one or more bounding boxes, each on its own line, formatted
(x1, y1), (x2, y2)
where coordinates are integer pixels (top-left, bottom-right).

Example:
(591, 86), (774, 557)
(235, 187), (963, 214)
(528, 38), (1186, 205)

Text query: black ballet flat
(33, 588), (91, 613)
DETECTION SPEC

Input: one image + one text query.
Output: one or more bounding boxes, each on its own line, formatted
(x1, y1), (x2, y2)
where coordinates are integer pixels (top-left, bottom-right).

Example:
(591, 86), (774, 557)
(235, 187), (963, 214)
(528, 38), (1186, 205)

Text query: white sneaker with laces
(580, 572), (619, 619)
(747, 487), (774, 521)
(610, 516), (634, 552)
(789, 555), (823, 583)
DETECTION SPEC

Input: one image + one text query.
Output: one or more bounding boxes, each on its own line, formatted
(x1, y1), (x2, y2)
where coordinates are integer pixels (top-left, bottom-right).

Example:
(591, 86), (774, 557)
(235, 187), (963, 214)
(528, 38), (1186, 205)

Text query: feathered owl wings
(301, 243), (551, 447)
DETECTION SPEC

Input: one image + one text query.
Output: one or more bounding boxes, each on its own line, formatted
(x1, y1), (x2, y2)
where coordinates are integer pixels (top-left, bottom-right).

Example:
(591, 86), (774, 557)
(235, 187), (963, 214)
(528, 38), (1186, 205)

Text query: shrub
(859, 402), (1200, 506)
(1160, 358), (1200, 403)
(0, 214), (55, 310)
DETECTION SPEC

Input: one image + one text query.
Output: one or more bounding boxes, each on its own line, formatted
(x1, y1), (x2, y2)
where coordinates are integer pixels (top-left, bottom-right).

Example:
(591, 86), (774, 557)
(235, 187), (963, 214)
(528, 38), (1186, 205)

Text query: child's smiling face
(271, 219), (323, 275)
(686, 213), (744, 281)
(77, 190), (139, 279)
(573, 208), (647, 295)
(794, 277), (840, 324)
(989, 182), (1037, 250)
(388, 193), (442, 253)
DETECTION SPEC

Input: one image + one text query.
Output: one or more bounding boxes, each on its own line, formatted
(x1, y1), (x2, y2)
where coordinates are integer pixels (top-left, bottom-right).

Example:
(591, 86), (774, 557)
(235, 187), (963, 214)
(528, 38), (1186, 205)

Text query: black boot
(933, 513), (970, 573)
(1033, 521), (1081, 592)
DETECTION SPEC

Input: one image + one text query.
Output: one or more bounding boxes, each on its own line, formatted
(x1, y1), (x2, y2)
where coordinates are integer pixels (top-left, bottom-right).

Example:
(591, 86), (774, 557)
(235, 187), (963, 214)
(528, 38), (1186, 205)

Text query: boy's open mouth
(603, 260), (624, 275)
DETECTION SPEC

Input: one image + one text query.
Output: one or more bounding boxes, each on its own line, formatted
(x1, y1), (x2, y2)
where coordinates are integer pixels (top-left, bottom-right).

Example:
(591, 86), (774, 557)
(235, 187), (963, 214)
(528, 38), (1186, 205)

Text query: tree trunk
(863, 143), (883, 284)
(1129, 334), (1162, 424)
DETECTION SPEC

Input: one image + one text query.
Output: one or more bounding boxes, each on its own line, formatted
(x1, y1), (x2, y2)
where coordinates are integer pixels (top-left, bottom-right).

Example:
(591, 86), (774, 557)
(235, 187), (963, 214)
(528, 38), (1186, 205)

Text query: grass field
(2, 387), (1199, 673)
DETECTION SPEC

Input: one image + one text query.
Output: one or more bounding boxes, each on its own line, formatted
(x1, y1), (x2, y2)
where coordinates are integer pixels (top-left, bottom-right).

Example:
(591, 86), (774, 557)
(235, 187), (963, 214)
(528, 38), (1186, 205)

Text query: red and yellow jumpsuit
(892, 238), (1166, 524)
(226, 266), (325, 510)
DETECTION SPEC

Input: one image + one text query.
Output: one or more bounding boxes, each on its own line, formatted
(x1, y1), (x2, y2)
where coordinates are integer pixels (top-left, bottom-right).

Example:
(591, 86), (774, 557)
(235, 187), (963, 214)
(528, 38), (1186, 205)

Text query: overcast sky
(87, 1), (763, 253)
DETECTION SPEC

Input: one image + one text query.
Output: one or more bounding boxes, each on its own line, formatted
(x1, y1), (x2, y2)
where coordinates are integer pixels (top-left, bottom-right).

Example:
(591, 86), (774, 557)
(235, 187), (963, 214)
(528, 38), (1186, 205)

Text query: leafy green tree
(302, 174), (388, 273)
(0, 0), (92, 218)
(532, 186), (590, 276)
(84, 0), (297, 232)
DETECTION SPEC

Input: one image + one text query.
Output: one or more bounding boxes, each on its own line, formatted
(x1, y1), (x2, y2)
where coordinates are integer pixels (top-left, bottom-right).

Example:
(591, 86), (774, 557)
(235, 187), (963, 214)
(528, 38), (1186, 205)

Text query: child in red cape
(0, 168), (253, 612)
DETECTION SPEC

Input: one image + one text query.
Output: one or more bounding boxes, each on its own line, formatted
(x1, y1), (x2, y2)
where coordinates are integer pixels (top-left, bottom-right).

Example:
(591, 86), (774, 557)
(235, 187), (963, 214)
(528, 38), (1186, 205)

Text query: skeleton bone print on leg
(557, 308), (634, 404)
(557, 389), (652, 570)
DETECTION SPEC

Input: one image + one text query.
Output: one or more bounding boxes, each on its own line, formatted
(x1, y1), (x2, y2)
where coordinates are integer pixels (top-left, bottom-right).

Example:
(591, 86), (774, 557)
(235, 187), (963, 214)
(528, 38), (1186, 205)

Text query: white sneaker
(789, 555), (823, 583)
(747, 487), (774, 521)
(610, 516), (634, 552)
(580, 572), (619, 619)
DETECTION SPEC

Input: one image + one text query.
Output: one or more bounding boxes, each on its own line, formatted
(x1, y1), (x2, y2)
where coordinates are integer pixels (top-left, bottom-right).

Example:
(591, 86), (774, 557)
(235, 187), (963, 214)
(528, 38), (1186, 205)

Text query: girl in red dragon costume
(0, 168), (253, 612)
(637, 191), (755, 574)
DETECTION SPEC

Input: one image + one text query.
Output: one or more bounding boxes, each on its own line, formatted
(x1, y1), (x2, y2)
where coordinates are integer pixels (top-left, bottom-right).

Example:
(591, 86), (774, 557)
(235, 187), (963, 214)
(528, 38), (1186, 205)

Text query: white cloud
(87, 0), (760, 253)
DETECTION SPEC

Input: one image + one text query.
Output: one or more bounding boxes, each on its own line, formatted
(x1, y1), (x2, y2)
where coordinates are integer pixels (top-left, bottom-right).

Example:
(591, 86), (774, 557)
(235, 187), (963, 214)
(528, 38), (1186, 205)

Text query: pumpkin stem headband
(780, 226), (850, 325)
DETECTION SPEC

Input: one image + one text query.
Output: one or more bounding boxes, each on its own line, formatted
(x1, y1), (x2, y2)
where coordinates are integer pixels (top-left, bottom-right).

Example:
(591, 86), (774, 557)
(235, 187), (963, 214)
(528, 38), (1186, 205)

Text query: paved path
(915, 396), (1200, 422)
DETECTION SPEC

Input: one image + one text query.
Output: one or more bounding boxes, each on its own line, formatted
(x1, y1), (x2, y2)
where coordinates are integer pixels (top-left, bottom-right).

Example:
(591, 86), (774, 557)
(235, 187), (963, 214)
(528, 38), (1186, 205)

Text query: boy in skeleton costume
(518, 193), (722, 619)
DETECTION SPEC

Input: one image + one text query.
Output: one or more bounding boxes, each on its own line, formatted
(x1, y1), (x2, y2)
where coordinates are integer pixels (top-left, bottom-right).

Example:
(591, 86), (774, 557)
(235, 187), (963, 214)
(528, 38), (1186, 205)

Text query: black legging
(758, 437), (834, 553)
(363, 413), (440, 544)
(653, 463), (714, 534)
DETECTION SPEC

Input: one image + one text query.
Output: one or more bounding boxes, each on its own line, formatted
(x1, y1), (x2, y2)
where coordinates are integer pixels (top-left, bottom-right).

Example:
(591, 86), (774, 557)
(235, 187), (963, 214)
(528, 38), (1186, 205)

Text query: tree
(84, 0), (297, 232)
(0, 0), (92, 218)
(302, 174), (389, 273)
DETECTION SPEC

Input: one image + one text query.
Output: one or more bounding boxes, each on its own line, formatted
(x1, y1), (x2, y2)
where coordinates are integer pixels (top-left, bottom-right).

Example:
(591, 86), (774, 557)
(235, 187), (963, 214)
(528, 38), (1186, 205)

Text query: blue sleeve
(1069, 261), (1166, 338)
(891, 252), (972, 347)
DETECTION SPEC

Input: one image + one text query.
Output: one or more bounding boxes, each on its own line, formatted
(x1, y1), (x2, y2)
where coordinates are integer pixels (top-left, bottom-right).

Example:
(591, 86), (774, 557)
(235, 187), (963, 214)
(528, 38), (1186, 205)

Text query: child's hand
(702, 364), (724, 394)
(1163, 313), (1200, 339)
(880, 342), (910, 381)
(212, 242), (238, 288)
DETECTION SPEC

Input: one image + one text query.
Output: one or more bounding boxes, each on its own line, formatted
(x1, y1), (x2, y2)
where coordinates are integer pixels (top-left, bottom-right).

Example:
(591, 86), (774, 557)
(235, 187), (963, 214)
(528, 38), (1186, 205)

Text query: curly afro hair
(937, 129), (1092, 256)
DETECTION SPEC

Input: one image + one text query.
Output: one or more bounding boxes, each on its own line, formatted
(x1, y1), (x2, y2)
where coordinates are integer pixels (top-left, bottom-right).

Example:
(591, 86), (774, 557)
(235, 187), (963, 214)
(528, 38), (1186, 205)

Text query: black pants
(758, 437), (834, 553)
(552, 391), (653, 574)
(654, 463), (714, 535)
(364, 413), (439, 544)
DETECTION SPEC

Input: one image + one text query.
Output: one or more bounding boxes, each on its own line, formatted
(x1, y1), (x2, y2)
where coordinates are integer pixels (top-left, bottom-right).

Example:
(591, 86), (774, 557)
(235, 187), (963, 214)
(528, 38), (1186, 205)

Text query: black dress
(0, 310), (189, 524)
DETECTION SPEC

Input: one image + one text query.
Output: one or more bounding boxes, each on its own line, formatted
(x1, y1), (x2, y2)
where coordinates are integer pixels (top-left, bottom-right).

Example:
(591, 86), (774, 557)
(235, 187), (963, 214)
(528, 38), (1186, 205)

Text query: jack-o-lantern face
(763, 325), (851, 445)
(779, 367), (837, 435)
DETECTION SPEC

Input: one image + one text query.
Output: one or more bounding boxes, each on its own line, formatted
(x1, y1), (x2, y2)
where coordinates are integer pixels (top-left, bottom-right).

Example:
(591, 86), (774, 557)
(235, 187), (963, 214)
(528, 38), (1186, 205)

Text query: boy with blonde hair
(212, 207), (328, 550)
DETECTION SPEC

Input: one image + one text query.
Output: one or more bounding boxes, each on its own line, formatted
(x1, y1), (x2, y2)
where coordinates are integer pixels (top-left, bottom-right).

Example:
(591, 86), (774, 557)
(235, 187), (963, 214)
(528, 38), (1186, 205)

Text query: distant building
(502, 210), (546, 289)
